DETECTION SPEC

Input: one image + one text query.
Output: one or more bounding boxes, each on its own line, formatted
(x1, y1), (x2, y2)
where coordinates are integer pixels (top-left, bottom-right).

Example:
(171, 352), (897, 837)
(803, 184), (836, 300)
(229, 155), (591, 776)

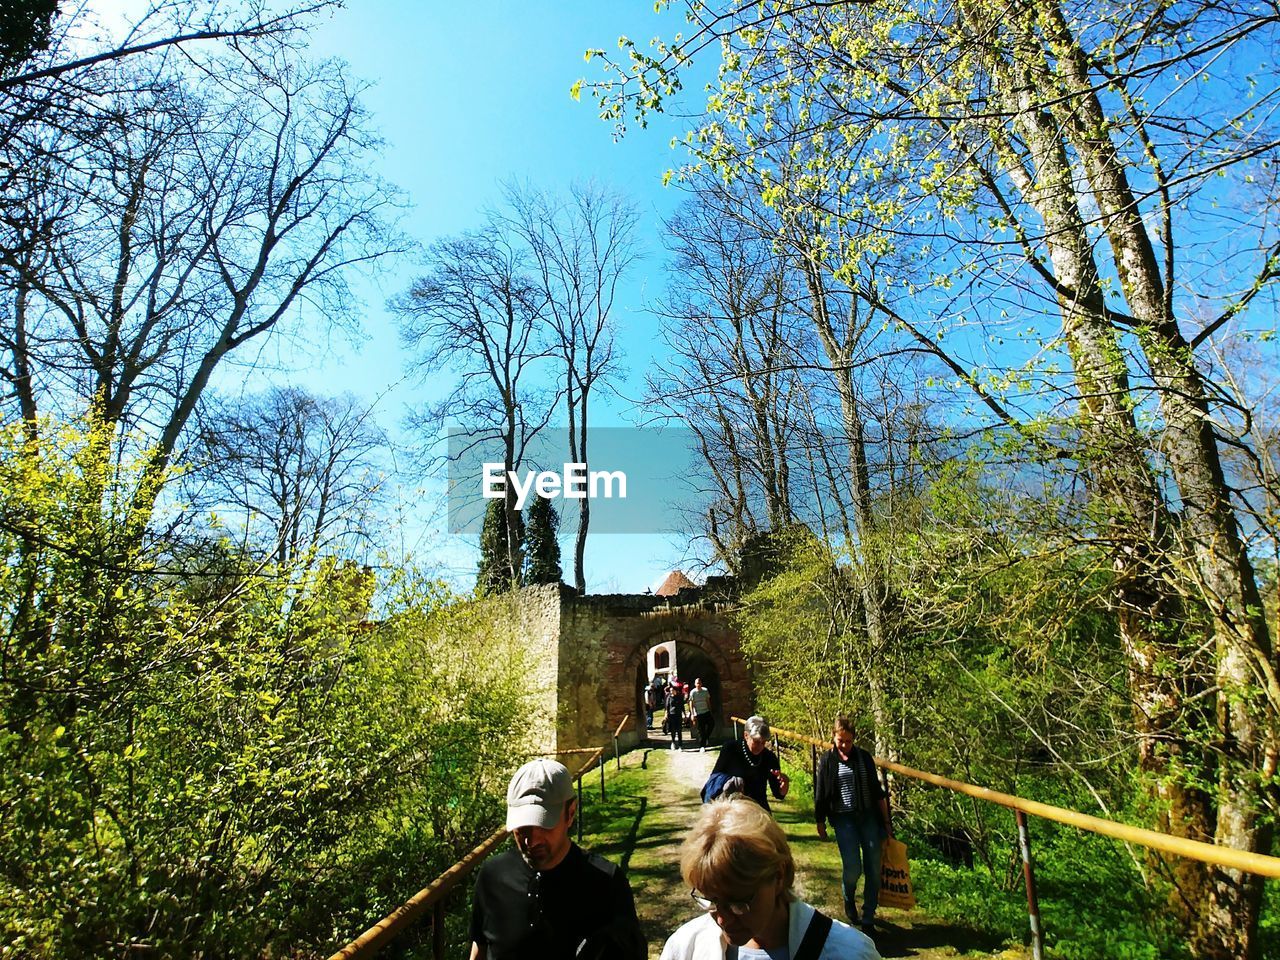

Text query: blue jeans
(830, 811), (885, 924)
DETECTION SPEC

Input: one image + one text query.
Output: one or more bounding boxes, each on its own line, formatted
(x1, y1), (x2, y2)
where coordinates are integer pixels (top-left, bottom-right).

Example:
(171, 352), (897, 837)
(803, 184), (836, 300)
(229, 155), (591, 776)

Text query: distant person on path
(659, 795), (880, 959)
(709, 715), (789, 811)
(469, 759), (645, 960)
(665, 679), (687, 750)
(814, 717), (892, 933)
(646, 677), (664, 728)
(689, 678), (713, 751)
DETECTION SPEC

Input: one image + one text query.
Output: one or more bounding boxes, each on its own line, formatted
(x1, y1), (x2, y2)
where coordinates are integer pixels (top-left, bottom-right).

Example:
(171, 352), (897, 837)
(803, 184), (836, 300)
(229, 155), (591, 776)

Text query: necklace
(741, 740), (766, 769)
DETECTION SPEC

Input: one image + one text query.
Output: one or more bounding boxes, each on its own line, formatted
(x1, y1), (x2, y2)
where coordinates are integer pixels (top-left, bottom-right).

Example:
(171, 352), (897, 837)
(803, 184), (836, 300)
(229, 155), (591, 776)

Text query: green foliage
(731, 461), (1198, 953)
(523, 494), (562, 585)
(0, 0), (58, 73)
(734, 527), (864, 733)
(0, 418), (537, 957)
(477, 499), (523, 596)
(908, 823), (1191, 960)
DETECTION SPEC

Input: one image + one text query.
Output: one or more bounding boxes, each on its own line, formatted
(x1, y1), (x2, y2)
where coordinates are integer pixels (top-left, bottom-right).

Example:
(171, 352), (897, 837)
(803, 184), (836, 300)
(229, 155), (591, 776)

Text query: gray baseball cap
(505, 758), (575, 830)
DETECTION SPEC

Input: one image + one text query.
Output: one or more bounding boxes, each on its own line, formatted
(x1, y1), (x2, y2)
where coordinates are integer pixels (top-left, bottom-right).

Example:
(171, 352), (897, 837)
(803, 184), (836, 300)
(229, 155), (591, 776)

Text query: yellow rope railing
(325, 745), (615, 960)
(734, 716), (1280, 879)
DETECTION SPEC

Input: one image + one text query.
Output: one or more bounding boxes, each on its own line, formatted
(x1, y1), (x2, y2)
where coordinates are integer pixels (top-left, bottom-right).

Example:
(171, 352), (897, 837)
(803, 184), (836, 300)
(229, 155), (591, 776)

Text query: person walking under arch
(689, 678), (714, 751)
(814, 717), (892, 933)
(665, 679), (687, 750)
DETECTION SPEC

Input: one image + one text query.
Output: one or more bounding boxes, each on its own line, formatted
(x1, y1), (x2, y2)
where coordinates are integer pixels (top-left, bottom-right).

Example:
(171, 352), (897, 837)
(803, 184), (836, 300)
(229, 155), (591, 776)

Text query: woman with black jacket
(708, 715), (790, 811)
(814, 717), (892, 933)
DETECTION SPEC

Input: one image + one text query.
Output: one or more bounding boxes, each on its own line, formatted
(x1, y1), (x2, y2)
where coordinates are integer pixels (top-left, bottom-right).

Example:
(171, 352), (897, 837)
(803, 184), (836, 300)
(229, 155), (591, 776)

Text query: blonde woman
(661, 796), (880, 959)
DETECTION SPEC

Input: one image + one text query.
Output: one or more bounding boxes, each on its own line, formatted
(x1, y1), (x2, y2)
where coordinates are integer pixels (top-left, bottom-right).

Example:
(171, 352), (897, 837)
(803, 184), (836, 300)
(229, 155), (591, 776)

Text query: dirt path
(614, 744), (717, 956)
(609, 742), (1028, 960)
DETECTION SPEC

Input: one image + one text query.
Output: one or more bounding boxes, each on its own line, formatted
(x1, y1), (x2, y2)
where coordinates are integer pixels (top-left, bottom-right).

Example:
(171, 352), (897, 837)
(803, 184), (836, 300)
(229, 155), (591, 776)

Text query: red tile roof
(654, 570), (696, 596)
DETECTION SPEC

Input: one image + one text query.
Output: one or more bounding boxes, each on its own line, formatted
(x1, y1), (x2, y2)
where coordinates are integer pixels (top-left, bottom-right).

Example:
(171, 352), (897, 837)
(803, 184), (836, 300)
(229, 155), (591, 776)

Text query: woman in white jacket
(660, 795), (880, 960)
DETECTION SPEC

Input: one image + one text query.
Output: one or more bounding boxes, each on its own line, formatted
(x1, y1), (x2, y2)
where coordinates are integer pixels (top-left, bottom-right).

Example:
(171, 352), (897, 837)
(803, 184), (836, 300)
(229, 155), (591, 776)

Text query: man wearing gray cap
(468, 758), (645, 959)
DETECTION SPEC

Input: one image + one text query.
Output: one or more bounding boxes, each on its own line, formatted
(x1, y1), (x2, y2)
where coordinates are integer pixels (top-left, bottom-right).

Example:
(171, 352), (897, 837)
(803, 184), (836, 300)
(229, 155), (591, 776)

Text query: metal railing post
(600, 756), (606, 799)
(1016, 810), (1044, 960)
(614, 733), (620, 770)
(576, 771), (584, 843)
(431, 901), (445, 960)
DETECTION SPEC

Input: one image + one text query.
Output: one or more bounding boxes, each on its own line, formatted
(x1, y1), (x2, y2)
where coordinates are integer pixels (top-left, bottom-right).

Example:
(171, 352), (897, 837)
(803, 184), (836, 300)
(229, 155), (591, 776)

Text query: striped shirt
(833, 750), (875, 813)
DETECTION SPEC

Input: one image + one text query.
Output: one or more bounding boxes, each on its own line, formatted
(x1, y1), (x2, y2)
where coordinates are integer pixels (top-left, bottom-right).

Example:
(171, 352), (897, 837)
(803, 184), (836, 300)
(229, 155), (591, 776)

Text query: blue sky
(291, 1), (714, 592)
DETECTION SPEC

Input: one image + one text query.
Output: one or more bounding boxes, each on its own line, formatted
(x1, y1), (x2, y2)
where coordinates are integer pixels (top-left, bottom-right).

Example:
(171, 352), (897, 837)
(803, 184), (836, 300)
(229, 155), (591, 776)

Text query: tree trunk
(965, 6), (1229, 941)
(1021, 5), (1279, 952)
(573, 384), (588, 593)
(799, 260), (898, 759)
(956, 1), (1280, 950)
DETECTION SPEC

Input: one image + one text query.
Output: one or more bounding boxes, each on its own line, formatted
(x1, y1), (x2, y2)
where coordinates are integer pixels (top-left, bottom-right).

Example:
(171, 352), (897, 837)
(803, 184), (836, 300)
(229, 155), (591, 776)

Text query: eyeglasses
(690, 888), (753, 916)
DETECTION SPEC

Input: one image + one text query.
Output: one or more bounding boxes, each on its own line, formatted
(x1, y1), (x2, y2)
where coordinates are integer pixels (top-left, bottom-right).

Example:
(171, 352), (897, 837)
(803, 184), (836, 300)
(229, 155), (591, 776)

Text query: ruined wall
(498, 581), (752, 754)
(553, 587), (752, 752)
(471, 584), (564, 754)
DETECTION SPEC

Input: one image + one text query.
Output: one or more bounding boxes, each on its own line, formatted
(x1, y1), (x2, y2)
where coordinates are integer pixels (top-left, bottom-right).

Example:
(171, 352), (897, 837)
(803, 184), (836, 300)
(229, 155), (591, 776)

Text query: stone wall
(513, 584), (565, 754)
(505, 583), (753, 754)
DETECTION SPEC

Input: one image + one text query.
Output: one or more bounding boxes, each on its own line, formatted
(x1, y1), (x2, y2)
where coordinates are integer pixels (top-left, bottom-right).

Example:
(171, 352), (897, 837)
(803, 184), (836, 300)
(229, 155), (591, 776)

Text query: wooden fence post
(576, 770), (584, 843)
(431, 901), (445, 960)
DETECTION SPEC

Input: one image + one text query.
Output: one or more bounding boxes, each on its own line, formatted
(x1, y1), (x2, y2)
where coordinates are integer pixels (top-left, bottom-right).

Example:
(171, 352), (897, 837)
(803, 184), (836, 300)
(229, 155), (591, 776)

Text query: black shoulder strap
(795, 909), (833, 960)
(723, 909), (831, 960)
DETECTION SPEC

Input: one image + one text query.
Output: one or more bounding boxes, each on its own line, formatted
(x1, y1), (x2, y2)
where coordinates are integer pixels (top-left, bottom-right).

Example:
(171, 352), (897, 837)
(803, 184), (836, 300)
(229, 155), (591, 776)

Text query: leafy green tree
(0, 417), (536, 957)
(477, 498), (524, 595)
(523, 493), (563, 585)
(589, 3), (1280, 953)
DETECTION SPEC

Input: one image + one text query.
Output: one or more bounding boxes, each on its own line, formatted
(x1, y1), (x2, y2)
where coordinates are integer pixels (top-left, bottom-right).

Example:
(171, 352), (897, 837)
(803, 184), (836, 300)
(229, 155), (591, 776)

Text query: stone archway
(617, 618), (751, 747)
(511, 582), (751, 753)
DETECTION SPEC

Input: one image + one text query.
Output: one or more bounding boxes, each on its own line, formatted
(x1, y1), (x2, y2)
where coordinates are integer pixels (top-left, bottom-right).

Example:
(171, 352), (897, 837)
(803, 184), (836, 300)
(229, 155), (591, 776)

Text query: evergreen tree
(477, 499), (523, 595)
(524, 494), (562, 585)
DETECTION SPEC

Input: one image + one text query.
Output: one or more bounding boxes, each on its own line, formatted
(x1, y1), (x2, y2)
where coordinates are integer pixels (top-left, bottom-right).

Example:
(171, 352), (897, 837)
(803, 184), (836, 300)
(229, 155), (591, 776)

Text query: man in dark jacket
(469, 759), (645, 959)
(665, 681), (686, 750)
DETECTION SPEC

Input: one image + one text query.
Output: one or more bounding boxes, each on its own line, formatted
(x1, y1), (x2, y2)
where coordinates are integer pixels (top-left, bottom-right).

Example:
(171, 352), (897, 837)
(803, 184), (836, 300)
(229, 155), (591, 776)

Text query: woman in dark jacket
(709, 715), (790, 812)
(814, 717), (891, 932)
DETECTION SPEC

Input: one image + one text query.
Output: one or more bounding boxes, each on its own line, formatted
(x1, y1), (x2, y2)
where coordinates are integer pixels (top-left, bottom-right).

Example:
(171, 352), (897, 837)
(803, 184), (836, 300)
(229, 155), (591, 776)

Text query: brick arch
(532, 585), (752, 753)
(614, 622), (752, 743)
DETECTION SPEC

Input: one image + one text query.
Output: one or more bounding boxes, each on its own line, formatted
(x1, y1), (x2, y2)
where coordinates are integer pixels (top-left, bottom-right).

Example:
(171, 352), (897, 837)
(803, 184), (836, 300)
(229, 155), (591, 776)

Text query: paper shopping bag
(878, 837), (917, 909)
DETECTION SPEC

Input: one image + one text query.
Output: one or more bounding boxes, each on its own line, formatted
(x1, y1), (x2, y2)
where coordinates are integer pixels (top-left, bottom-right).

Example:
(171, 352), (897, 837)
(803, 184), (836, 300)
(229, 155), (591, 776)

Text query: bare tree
(0, 1), (336, 91)
(396, 223), (557, 585)
(0, 46), (401, 529)
(501, 181), (639, 592)
(649, 180), (810, 568)
(186, 388), (387, 567)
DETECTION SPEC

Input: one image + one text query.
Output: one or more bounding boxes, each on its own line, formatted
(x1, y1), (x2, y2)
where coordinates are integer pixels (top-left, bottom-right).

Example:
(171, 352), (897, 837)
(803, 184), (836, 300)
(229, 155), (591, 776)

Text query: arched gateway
(512, 579), (752, 752)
